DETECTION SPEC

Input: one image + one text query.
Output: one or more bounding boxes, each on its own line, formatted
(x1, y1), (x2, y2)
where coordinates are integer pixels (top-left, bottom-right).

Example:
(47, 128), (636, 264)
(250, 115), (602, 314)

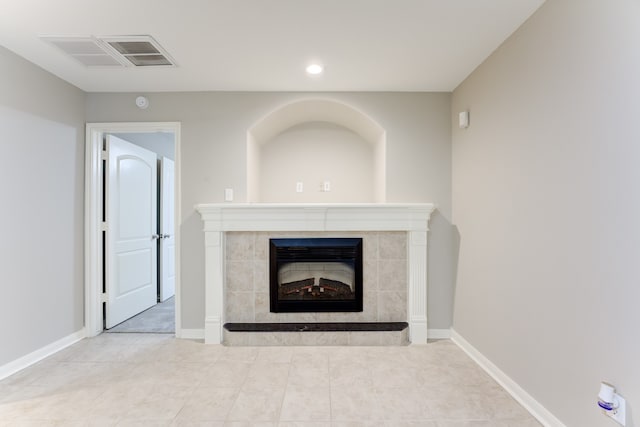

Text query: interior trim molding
(451, 329), (566, 427)
(246, 98), (387, 203)
(85, 122), (182, 338)
(0, 329), (85, 381)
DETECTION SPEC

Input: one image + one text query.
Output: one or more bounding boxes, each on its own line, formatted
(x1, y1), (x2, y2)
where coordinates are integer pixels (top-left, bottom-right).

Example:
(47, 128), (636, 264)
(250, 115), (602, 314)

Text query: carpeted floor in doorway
(106, 296), (175, 333)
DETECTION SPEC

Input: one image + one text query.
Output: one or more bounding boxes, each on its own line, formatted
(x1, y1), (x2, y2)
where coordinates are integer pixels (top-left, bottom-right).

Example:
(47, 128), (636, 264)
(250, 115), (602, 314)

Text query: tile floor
(0, 334), (541, 426)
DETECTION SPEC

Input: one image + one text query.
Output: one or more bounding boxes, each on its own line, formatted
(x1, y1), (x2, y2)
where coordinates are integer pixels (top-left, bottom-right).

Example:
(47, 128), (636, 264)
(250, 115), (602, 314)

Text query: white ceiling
(0, 0), (545, 93)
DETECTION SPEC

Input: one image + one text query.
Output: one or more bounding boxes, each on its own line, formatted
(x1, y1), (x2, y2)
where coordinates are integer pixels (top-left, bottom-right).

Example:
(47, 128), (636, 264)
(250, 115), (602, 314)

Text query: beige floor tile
(226, 388), (286, 422)
(369, 363), (427, 388)
(0, 360), (56, 387)
(55, 420), (119, 426)
(30, 362), (106, 389)
(174, 386), (239, 422)
(435, 422), (502, 427)
(117, 420), (174, 426)
(475, 388), (533, 421)
(378, 423), (437, 427)
(329, 362), (373, 389)
(0, 393), (51, 420)
(330, 422), (388, 427)
(374, 387), (433, 420)
(291, 347), (331, 366)
(160, 362), (212, 387)
(503, 418), (542, 427)
(2, 335), (539, 426)
(0, 421), (58, 427)
(68, 342), (150, 363)
(279, 385), (331, 421)
(223, 423), (278, 427)
(256, 347), (295, 363)
(278, 421), (333, 427)
(243, 362), (290, 391)
(23, 385), (104, 421)
(171, 421), (225, 427)
(426, 393), (491, 421)
(288, 363), (329, 388)
(279, 422), (332, 427)
(0, 384), (49, 405)
(219, 347), (260, 363)
(138, 341), (224, 364)
(201, 360), (252, 388)
(329, 385), (383, 421)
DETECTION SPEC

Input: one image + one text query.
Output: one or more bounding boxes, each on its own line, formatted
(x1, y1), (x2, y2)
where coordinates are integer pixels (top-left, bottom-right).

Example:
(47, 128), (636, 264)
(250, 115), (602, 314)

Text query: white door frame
(85, 122), (182, 337)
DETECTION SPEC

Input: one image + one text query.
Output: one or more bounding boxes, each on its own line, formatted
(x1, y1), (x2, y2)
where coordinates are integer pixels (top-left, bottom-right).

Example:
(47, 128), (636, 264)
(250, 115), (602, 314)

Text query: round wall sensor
(135, 96), (149, 109)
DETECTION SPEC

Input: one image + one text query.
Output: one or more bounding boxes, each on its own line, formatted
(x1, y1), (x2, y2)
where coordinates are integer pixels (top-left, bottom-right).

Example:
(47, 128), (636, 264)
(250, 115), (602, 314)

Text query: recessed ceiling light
(305, 63), (324, 75)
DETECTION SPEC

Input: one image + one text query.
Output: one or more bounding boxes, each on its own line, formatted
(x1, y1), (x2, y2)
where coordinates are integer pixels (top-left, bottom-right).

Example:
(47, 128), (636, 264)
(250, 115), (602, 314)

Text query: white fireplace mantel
(195, 203), (435, 344)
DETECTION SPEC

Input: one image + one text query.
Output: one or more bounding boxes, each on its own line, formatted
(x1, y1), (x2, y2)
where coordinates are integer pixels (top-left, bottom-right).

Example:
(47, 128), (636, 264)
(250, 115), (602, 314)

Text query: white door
(105, 135), (158, 329)
(159, 157), (175, 301)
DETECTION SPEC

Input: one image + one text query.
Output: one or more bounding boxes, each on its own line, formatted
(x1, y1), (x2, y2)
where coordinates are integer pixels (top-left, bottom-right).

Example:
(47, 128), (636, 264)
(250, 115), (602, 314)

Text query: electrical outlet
(224, 188), (233, 201)
(323, 181), (331, 192)
(296, 182), (303, 193)
(607, 394), (626, 426)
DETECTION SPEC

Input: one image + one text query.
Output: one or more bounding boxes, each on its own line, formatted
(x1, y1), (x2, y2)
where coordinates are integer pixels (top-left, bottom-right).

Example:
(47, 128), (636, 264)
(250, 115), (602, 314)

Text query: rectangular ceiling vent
(41, 35), (176, 68)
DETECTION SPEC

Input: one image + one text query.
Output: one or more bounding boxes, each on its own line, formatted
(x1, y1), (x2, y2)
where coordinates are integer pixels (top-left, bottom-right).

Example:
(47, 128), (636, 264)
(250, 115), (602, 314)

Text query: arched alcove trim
(247, 98), (386, 202)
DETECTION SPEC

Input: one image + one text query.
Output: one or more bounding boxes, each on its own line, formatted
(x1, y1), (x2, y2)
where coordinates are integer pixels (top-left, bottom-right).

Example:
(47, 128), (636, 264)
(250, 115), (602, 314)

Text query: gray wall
(0, 46), (85, 366)
(86, 92), (453, 330)
(452, 1), (640, 425)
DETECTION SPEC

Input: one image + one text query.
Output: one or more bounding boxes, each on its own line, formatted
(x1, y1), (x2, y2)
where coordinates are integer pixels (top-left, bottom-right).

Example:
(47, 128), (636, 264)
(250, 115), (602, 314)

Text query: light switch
(296, 182), (304, 193)
(323, 181), (331, 192)
(224, 188), (233, 201)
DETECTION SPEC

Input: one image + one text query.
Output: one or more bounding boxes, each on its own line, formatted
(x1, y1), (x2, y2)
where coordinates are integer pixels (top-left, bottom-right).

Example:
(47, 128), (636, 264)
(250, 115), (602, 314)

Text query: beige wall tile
(225, 292), (255, 322)
(377, 291), (407, 322)
(378, 259), (407, 291)
(225, 231), (409, 329)
(379, 231), (407, 259)
(225, 232), (255, 260)
(226, 261), (255, 292)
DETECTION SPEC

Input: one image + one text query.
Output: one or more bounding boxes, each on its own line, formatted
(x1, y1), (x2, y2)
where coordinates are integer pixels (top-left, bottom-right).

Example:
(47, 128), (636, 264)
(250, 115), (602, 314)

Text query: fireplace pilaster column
(408, 230), (428, 344)
(203, 230), (224, 344)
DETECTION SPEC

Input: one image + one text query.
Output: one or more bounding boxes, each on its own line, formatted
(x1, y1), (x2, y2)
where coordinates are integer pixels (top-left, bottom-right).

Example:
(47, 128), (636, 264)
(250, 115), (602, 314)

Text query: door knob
(152, 234), (161, 240)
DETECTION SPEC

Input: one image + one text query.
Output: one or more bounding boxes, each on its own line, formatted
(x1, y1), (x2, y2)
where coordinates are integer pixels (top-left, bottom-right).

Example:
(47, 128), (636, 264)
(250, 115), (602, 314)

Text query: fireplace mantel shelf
(195, 203), (436, 345)
(195, 203), (435, 232)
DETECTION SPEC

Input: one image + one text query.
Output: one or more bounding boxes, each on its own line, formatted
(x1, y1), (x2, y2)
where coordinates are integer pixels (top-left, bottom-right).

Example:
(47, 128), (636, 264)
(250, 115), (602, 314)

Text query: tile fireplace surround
(195, 203), (435, 345)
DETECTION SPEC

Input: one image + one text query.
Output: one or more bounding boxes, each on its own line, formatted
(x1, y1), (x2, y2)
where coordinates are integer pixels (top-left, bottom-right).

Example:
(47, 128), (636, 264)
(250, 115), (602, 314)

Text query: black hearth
(269, 238), (363, 312)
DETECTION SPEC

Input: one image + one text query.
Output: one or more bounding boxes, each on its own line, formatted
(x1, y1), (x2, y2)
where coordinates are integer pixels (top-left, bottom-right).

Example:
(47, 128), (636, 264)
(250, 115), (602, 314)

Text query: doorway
(85, 122), (181, 337)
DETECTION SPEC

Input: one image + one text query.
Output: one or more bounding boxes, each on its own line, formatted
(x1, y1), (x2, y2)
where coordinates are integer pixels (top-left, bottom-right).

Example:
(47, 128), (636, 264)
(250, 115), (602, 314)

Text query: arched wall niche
(247, 98), (386, 203)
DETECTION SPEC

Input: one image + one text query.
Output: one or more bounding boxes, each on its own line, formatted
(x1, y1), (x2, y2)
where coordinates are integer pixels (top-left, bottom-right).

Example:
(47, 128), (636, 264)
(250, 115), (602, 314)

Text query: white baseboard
(450, 329), (565, 427)
(179, 328), (205, 340)
(427, 328), (451, 339)
(0, 328), (86, 381)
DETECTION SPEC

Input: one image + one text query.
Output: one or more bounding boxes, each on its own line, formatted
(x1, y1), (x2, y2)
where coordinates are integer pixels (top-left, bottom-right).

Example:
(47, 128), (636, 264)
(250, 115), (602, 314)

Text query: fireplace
(195, 203), (434, 344)
(270, 238), (363, 312)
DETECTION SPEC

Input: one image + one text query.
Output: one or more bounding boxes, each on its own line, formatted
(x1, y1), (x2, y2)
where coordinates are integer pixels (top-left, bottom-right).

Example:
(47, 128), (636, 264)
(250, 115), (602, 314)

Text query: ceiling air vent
(41, 35), (176, 68)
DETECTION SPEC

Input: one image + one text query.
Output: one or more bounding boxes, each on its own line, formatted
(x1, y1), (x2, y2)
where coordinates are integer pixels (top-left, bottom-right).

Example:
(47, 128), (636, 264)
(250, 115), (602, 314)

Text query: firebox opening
(270, 238), (363, 313)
